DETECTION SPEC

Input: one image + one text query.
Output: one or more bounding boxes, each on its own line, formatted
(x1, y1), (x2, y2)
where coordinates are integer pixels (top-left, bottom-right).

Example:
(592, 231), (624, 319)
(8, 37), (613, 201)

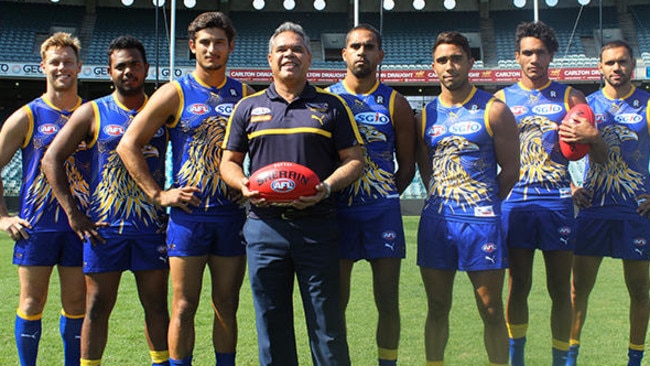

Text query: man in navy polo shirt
(221, 22), (363, 366)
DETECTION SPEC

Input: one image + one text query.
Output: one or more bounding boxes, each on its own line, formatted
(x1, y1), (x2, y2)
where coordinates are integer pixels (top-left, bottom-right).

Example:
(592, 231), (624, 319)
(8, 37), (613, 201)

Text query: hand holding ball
(248, 162), (320, 203)
(560, 103), (595, 161)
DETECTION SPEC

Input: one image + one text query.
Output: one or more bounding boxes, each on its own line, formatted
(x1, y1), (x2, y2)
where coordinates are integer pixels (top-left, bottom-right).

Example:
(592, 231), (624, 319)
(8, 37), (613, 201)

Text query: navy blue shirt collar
(266, 81), (317, 102)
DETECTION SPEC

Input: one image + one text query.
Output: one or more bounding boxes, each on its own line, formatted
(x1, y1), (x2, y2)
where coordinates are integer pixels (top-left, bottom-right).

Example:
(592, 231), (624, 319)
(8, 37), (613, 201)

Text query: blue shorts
(83, 232), (168, 273)
(575, 215), (650, 260)
(13, 230), (83, 267)
(417, 215), (508, 271)
(337, 200), (406, 261)
(167, 212), (246, 257)
(502, 205), (575, 251)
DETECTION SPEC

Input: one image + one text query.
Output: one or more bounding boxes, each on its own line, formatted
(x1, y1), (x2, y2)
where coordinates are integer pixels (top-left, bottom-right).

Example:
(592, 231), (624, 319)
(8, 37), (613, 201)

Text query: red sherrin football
(248, 162), (320, 203)
(560, 103), (595, 161)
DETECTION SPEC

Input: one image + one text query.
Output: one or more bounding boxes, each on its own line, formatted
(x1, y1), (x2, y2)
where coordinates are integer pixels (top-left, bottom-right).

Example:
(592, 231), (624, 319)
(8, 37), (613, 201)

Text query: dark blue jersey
(327, 81), (400, 206)
(168, 73), (248, 216)
(19, 96), (90, 231)
(496, 81), (573, 210)
(582, 86), (650, 218)
(88, 94), (167, 234)
(421, 87), (500, 219)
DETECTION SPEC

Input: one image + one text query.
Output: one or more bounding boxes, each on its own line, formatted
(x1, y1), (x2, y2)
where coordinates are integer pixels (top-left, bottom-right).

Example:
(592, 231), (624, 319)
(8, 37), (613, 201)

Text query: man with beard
(494, 21), (605, 366)
(566, 40), (650, 366)
(416, 31), (519, 366)
(117, 12), (254, 366)
(43, 35), (170, 366)
(326, 24), (415, 366)
(0, 32), (88, 366)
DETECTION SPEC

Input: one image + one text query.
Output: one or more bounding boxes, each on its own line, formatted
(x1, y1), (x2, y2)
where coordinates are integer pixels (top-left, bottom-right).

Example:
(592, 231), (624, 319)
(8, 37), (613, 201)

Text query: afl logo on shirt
(532, 104), (562, 115)
(188, 103), (209, 115)
(510, 106), (528, 116)
(428, 125), (446, 137)
(38, 124), (59, 135)
(449, 121), (481, 135)
(104, 124), (125, 136)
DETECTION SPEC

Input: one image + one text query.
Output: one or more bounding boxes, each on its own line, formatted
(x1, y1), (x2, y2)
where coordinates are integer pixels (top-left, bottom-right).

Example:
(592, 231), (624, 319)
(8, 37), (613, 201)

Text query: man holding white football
(221, 22), (363, 366)
(567, 40), (650, 366)
(494, 21), (605, 366)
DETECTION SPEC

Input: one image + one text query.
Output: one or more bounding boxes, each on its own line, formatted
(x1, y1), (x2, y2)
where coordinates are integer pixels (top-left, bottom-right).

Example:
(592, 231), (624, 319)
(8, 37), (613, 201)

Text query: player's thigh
(208, 254), (246, 304)
(169, 255), (208, 305)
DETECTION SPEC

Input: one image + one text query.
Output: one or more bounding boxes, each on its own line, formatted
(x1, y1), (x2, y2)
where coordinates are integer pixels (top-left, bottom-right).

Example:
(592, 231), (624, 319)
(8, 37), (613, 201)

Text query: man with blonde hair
(0, 32), (89, 366)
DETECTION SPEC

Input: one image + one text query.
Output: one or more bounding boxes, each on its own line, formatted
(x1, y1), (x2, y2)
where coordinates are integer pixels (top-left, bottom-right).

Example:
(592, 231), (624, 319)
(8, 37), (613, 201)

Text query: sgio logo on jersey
(215, 103), (234, 116)
(532, 104), (562, 115)
(449, 121), (481, 135)
(614, 113), (643, 124)
(355, 112), (390, 125)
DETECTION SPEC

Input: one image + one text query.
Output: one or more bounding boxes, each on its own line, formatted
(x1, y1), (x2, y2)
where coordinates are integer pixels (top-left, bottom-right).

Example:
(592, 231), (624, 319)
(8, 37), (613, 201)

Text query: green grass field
(0, 216), (642, 365)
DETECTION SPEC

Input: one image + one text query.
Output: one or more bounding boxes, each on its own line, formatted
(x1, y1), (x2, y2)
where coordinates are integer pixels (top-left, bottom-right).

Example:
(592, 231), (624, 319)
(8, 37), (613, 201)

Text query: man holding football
(494, 21), (605, 366)
(221, 22), (363, 366)
(566, 40), (650, 366)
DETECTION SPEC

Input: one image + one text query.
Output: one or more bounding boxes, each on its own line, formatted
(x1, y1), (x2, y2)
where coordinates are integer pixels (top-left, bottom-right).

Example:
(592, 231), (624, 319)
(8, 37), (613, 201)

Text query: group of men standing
(0, 10), (648, 366)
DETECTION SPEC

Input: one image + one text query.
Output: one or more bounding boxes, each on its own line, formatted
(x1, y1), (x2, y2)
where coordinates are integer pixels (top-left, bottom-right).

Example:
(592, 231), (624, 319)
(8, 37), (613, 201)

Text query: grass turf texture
(0, 216), (639, 365)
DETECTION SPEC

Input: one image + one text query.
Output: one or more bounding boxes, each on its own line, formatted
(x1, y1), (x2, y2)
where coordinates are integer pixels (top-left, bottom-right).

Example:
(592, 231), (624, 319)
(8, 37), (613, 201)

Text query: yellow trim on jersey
(494, 88), (506, 103)
(88, 101), (100, 149)
(646, 98), (650, 137)
(421, 107), (427, 139)
(437, 86), (477, 108)
(223, 89), (266, 147)
(242, 83), (250, 97)
(517, 79), (551, 92)
(41, 95), (83, 112)
(563, 86), (572, 112)
(21, 105), (34, 149)
(192, 71), (227, 89)
(388, 89), (397, 127)
(342, 79), (380, 96)
(111, 93), (149, 113)
(602, 85), (636, 101)
(485, 97), (495, 137)
(317, 87), (364, 144)
(16, 309), (42, 321)
(168, 81), (184, 128)
(249, 127), (332, 139)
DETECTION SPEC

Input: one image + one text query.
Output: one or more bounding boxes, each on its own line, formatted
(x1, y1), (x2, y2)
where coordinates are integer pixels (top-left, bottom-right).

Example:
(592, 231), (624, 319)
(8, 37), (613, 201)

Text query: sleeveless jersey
(327, 81), (399, 206)
(497, 81), (573, 209)
(88, 94), (167, 234)
(19, 96), (90, 231)
(169, 73), (247, 216)
(581, 86), (650, 219)
(421, 87), (500, 219)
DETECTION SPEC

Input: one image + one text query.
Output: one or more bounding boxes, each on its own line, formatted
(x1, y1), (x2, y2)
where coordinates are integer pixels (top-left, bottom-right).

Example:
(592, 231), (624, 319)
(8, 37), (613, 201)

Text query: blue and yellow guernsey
(168, 72), (248, 217)
(19, 96), (90, 231)
(496, 81), (573, 210)
(327, 81), (399, 206)
(421, 87), (500, 220)
(581, 86), (650, 219)
(88, 94), (167, 235)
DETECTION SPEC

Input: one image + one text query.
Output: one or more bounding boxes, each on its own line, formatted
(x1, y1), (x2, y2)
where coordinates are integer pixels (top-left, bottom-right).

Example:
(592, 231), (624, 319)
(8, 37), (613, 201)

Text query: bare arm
(293, 145), (364, 210)
(0, 108), (32, 240)
(116, 83), (200, 212)
(489, 100), (520, 199)
(414, 113), (431, 191)
(42, 102), (105, 243)
(220, 150), (264, 205)
(392, 94), (416, 194)
(560, 89), (607, 164)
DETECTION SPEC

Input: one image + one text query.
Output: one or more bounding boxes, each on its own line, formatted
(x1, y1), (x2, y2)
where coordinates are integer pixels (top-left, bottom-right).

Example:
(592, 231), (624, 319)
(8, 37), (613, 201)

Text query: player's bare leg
(371, 257), (401, 362)
(623, 259), (650, 365)
(135, 269), (170, 359)
(421, 268), (455, 363)
(469, 269), (508, 365)
(568, 254), (603, 365)
(81, 272), (121, 361)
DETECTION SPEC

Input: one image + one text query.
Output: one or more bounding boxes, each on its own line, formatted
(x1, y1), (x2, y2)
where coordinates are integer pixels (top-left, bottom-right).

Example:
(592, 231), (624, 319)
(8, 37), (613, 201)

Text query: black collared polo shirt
(224, 82), (363, 217)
